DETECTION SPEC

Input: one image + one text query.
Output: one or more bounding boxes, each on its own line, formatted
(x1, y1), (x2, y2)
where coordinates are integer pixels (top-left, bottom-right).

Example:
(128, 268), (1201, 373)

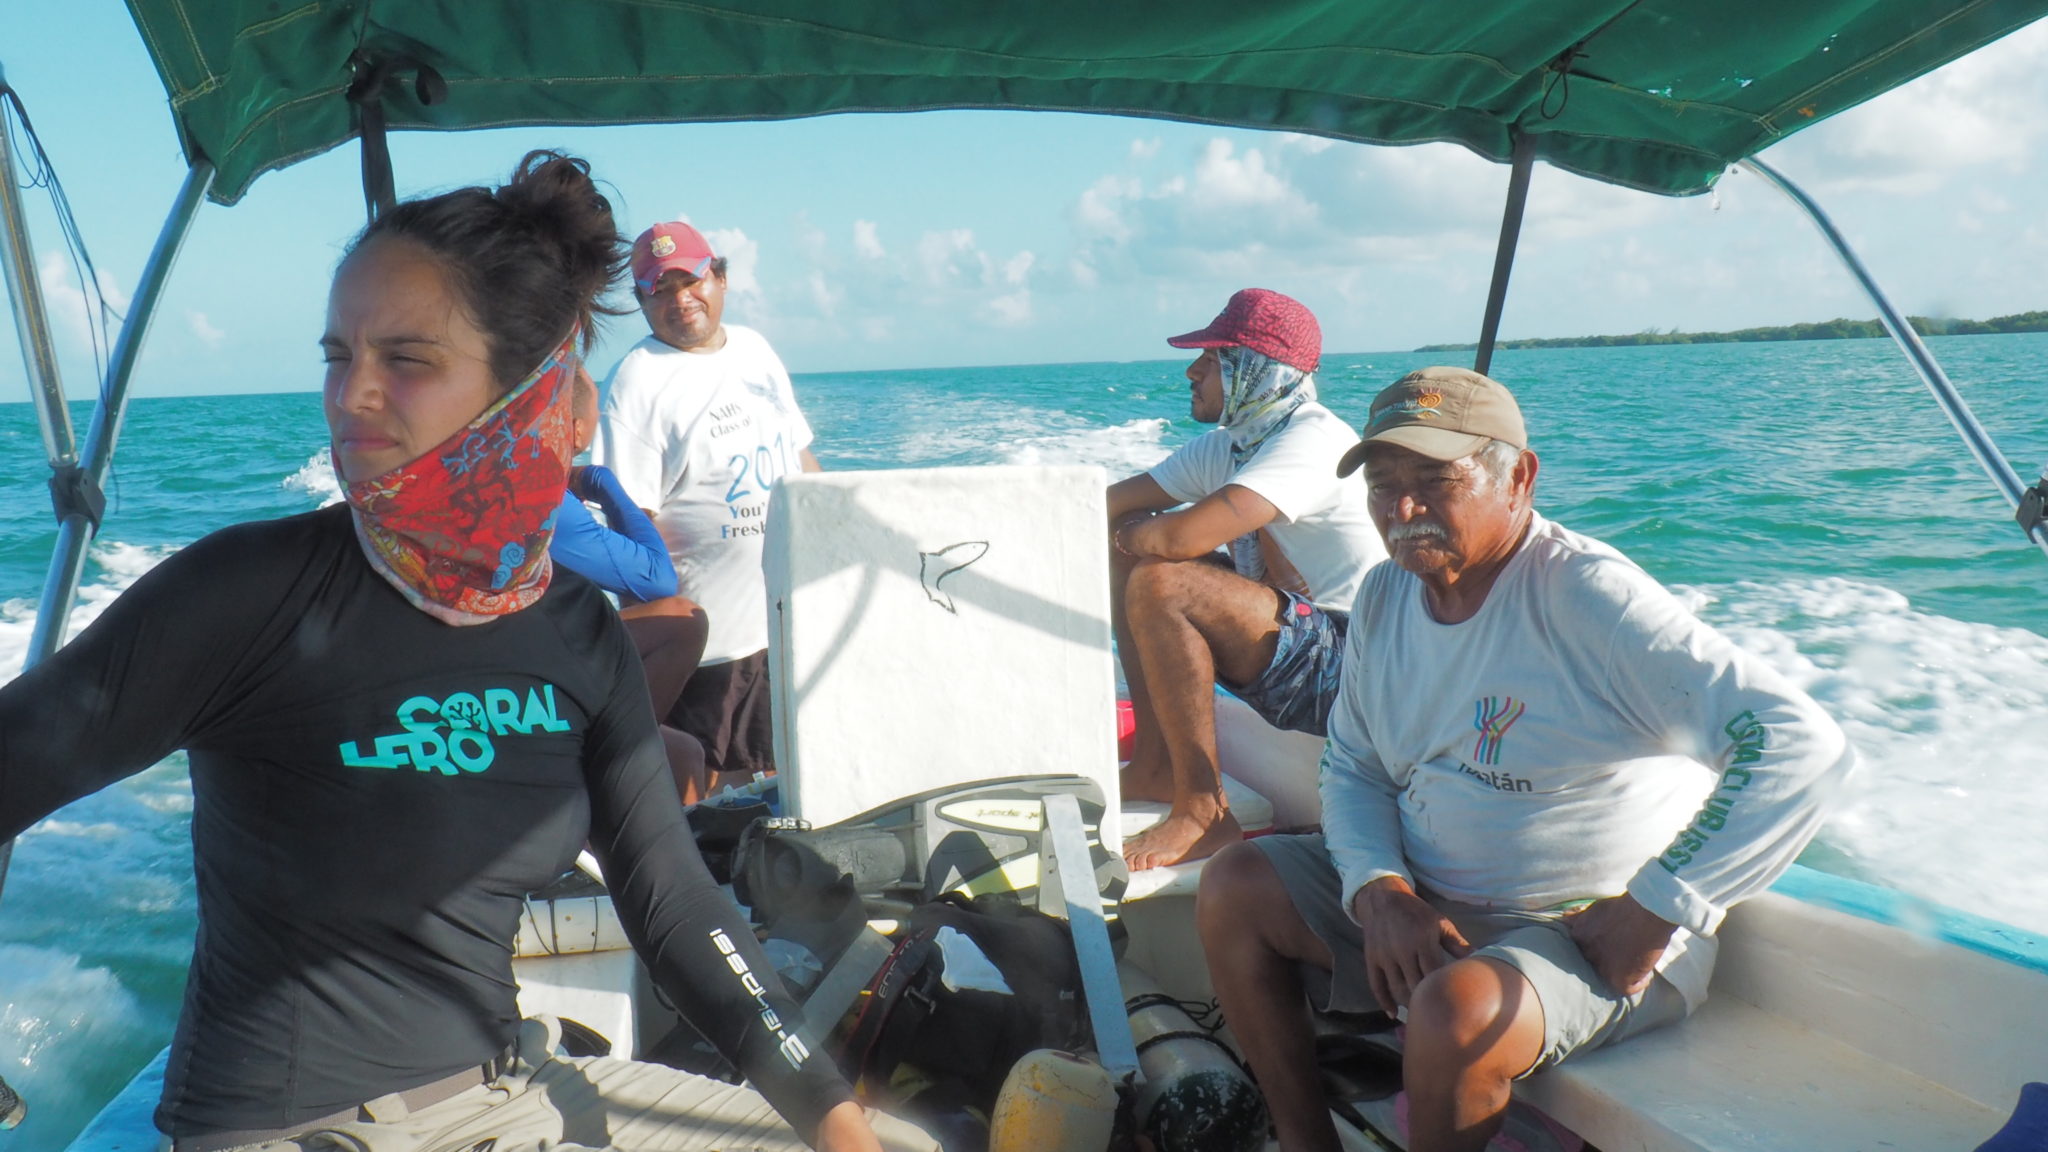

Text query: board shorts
(669, 650), (775, 778)
(1223, 591), (1348, 737)
(1252, 833), (1690, 1074)
(173, 1015), (937, 1151)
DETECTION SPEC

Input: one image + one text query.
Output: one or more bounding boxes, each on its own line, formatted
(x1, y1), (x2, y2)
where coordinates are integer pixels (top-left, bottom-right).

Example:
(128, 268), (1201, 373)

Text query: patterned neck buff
(338, 330), (579, 626)
(1219, 345), (1316, 466)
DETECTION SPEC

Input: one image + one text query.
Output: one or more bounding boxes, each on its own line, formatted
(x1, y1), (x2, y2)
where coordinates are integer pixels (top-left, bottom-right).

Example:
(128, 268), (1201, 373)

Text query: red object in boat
(1116, 699), (1136, 761)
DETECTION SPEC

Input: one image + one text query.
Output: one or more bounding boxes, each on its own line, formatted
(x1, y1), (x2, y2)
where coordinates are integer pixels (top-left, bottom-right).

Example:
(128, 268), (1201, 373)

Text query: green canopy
(124, 0), (2048, 206)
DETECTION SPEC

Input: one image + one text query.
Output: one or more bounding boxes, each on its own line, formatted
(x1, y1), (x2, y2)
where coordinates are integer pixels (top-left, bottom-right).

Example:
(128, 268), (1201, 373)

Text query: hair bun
(350, 150), (628, 389)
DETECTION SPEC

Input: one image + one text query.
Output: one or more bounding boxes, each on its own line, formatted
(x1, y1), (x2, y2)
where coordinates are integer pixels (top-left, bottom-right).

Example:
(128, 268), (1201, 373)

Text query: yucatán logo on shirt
(1470, 696), (1525, 765)
(1456, 696), (1533, 793)
(338, 685), (573, 775)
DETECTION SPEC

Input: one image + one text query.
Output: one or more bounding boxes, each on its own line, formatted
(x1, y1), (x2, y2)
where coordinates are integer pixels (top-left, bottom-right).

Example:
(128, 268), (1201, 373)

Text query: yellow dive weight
(989, 1049), (1118, 1152)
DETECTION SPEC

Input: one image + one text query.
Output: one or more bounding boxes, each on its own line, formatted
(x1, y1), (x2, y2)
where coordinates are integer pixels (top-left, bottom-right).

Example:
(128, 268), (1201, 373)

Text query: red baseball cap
(631, 222), (718, 294)
(1167, 288), (1322, 374)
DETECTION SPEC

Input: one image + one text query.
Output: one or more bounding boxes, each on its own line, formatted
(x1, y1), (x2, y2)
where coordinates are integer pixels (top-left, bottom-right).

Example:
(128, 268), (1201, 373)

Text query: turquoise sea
(1, 334), (2045, 1149)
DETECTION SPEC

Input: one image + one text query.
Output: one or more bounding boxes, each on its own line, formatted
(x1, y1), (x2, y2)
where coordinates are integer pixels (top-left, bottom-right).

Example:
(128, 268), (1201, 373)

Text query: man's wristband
(1115, 517), (1152, 557)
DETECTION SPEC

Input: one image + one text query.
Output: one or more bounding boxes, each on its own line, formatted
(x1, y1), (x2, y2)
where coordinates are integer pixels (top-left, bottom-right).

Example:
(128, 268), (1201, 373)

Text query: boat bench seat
(1519, 991), (1999, 1151)
(1515, 886), (2048, 1152)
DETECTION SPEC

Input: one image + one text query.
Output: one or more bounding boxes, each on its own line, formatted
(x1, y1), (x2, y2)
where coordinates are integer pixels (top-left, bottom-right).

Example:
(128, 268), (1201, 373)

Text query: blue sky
(4, 5), (2048, 401)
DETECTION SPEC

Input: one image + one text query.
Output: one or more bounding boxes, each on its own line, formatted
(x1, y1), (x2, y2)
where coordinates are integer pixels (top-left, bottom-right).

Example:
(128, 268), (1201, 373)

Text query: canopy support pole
(0, 159), (212, 898)
(1740, 157), (2048, 560)
(27, 159), (212, 665)
(1475, 132), (1536, 376)
(0, 68), (79, 488)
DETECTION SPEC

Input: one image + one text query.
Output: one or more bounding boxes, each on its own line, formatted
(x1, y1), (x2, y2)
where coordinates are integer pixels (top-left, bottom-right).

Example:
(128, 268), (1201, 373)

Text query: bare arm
(801, 448), (822, 473)
(1257, 528), (1310, 596)
(1108, 472), (1177, 522)
(1564, 894), (1678, 996)
(812, 1101), (885, 1152)
(1116, 483), (1280, 561)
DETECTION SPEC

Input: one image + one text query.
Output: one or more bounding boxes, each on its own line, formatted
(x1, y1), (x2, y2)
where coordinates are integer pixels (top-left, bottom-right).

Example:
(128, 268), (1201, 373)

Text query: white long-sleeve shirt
(1320, 512), (1856, 1007)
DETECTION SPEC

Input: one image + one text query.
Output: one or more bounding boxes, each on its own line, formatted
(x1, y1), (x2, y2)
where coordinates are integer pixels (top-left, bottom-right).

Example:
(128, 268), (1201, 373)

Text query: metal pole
(1475, 132), (1537, 377)
(25, 160), (213, 666)
(0, 66), (79, 476)
(0, 160), (213, 901)
(1740, 157), (2048, 559)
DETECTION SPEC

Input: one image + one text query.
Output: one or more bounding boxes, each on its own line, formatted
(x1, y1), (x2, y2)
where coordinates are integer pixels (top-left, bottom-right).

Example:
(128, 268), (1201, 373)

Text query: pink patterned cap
(1167, 288), (1322, 374)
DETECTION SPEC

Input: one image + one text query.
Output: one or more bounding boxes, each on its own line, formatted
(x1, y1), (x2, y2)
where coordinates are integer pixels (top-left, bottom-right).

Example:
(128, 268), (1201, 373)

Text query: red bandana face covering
(338, 330), (579, 626)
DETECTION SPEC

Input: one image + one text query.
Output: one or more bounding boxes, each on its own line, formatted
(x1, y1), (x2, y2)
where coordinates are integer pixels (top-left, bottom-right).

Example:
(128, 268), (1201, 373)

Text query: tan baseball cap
(1336, 367), (1527, 477)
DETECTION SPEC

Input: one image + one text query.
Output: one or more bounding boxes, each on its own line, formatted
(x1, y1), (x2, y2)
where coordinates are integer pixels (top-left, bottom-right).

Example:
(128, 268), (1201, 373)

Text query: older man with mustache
(1196, 367), (1856, 1152)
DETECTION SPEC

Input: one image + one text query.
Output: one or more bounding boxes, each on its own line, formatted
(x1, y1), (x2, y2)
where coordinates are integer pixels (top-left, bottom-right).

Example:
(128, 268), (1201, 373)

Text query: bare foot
(1123, 805), (1242, 871)
(1120, 755), (1177, 804)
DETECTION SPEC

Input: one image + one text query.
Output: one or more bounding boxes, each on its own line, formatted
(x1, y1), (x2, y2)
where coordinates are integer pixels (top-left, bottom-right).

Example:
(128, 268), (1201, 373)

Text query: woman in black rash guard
(0, 152), (929, 1152)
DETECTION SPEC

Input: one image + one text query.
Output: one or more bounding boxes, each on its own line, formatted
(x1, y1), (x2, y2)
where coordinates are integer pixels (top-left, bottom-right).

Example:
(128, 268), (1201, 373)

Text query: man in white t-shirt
(597, 221), (820, 783)
(1197, 368), (1857, 1152)
(1110, 289), (1385, 871)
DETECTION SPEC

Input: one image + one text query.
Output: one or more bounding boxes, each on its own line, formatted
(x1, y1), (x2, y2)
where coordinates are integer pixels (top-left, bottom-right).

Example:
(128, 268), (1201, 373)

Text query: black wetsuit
(0, 504), (848, 1140)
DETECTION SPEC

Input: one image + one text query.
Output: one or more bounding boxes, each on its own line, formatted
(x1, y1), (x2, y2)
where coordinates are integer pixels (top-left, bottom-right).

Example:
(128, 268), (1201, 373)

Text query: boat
(6, 4), (2048, 1150)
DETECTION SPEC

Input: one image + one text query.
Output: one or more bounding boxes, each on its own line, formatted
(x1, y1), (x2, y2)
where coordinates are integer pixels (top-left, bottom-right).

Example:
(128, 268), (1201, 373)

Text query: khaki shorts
(180, 1016), (937, 1152)
(1253, 833), (1690, 1074)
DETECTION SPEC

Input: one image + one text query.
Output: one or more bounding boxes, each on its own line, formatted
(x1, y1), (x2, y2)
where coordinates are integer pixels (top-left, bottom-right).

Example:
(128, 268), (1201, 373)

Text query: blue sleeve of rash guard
(551, 470), (678, 602)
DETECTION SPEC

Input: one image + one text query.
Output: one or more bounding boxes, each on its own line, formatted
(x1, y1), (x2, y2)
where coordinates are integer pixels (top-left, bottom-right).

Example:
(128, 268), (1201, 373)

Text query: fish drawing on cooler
(918, 541), (990, 614)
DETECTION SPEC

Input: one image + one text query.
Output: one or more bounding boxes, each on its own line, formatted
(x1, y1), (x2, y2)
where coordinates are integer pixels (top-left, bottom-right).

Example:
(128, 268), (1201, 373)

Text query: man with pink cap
(1109, 288), (1385, 870)
(597, 221), (820, 788)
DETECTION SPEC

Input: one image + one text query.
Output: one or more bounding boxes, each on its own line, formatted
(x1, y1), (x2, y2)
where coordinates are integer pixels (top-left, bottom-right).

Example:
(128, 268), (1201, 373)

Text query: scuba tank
(1121, 963), (1268, 1152)
(988, 1049), (1119, 1152)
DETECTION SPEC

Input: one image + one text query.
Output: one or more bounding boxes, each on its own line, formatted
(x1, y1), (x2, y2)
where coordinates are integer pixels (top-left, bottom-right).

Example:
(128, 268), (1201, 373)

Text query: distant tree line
(1415, 310), (2048, 352)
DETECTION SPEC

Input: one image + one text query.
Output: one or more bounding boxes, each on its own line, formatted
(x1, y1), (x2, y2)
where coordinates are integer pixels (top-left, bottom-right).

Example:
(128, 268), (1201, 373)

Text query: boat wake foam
(0, 944), (150, 1142)
(0, 541), (179, 685)
(281, 449), (343, 507)
(998, 416), (1172, 475)
(1678, 576), (2048, 936)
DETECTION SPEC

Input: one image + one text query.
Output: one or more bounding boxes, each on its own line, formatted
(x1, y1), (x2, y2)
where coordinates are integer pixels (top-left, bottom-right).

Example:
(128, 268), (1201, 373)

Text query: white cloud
(916, 228), (987, 289)
(38, 251), (129, 348)
(985, 290), (1033, 327)
(982, 252), (1037, 325)
(1130, 138), (1162, 160)
(853, 219), (886, 261)
(1040, 129), (1806, 353)
(704, 226), (761, 303)
(806, 269), (842, 319)
(1074, 175), (1141, 243)
(1067, 135), (1494, 291)
(701, 210), (1046, 357)
(187, 310), (225, 347)
(1525, 166), (1664, 241)
(1279, 133), (1337, 156)
(1189, 139), (1314, 222)
(1769, 19), (2048, 193)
